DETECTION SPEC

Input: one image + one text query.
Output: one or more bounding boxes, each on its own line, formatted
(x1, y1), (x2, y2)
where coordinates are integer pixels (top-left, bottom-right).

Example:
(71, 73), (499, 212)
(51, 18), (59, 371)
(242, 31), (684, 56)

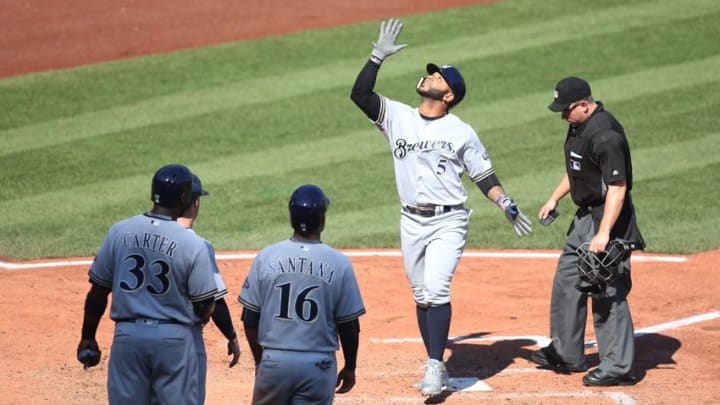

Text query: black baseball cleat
(582, 368), (637, 386)
(530, 345), (588, 373)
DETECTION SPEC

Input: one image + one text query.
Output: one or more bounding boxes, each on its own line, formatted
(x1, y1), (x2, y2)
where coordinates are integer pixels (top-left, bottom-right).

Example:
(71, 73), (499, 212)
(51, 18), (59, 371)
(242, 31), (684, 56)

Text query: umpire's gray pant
(549, 212), (634, 375)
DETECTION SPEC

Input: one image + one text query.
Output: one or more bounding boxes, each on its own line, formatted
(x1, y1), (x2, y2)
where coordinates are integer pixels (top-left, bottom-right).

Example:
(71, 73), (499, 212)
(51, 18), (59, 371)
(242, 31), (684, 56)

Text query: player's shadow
(526, 332), (681, 383)
(422, 332), (537, 404)
(584, 332), (680, 383)
(422, 332), (680, 403)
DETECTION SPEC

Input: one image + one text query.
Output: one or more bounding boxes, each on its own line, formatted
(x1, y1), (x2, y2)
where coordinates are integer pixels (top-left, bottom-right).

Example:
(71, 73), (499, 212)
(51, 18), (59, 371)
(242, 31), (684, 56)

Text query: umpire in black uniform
(531, 77), (645, 386)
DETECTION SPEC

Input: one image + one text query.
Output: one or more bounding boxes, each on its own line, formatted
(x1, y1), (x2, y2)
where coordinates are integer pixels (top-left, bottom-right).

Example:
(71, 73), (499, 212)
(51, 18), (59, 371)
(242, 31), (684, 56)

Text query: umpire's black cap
(548, 76), (591, 112)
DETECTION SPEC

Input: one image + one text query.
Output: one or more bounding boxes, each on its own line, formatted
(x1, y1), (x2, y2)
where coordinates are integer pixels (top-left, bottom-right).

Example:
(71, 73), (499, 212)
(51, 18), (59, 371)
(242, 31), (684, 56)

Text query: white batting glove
(370, 19), (408, 64)
(496, 196), (533, 237)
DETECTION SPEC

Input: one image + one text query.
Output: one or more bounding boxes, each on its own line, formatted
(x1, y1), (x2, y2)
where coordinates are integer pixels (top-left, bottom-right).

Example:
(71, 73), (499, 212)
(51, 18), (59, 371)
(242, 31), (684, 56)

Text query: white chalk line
(334, 391), (636, 404)
(368, 310), (717, 401)
(372, 310), (720, 346)
(3, 251), (702, 405)
(585, 309), (720, 348)
(0, 249), (687, 270)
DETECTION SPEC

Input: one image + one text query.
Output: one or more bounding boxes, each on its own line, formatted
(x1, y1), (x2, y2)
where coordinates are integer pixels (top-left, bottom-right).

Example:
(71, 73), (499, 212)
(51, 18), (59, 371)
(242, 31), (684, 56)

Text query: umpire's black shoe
(530, 345), (588, 373)
(583, 368), (637, 386)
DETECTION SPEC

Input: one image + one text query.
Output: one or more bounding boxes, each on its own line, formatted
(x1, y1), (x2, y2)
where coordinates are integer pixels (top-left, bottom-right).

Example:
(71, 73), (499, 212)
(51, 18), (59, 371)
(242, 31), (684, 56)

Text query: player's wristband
(369, 54), (384, 65)
(495, 194), (511, 210)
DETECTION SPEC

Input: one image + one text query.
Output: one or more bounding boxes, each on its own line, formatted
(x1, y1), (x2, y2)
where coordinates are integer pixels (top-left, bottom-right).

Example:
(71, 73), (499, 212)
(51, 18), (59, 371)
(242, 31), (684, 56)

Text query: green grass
(1, 0), (719, 259)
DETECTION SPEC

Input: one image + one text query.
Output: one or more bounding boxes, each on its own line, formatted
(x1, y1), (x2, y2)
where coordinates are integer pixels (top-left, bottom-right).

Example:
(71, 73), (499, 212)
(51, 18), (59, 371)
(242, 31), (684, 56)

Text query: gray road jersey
(238, 238), (366, 352)
(89, 213), (217, 325)
(375, 96), (495, 206)
(188, 229), (228, 300)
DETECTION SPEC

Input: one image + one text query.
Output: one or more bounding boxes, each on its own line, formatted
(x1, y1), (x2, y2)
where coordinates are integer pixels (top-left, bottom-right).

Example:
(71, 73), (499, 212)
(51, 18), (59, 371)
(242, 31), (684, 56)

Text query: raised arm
(350, 19), (407, 121)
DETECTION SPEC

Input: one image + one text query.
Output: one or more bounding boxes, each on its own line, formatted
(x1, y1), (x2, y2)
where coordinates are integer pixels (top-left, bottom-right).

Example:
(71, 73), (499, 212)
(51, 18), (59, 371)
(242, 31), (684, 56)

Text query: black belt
(403, 204), (463, 217)
(577, 204), (604, 217)
(115, 317), (183, 325)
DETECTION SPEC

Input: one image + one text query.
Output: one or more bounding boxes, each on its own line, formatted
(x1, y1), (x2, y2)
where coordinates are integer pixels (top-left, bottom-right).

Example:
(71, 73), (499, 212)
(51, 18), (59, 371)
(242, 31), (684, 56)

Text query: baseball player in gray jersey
(238, 184), (366, 405)
(351, 19), (532, 397)
(176, 173), (240, 405)
(77, 164), (218, 405)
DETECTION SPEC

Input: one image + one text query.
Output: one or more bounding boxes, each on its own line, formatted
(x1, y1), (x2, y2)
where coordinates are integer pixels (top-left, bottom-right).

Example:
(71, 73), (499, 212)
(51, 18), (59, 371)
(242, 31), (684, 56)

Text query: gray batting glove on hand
(370, 19), (408, 64)
(497, 196), (533, 237)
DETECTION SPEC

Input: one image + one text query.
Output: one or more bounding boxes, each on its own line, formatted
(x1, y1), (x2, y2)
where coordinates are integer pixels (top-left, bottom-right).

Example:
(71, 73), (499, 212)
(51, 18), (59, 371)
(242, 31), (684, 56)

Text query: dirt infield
(1, 0), (719, 403)
(0, 250), (718, 404)
(0, 0), (493, 78)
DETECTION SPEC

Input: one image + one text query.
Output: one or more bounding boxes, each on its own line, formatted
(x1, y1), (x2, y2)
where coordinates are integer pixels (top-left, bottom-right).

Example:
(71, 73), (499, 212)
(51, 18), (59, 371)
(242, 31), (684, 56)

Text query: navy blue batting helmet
(427, 63), (466, 108)
(191, 173), (209, 201)
(289, 184), (330, 234)
(151, 164), (193, 209)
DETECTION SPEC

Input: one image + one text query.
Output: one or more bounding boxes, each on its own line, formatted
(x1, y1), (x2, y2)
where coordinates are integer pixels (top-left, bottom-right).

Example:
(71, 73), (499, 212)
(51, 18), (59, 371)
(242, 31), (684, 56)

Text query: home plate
(446, 377), (492, 392)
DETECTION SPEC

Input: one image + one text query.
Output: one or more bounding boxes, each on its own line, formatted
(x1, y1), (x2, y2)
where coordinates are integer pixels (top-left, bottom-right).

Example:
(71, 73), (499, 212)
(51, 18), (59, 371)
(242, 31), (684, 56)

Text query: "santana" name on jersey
(266, 256), (334, 284)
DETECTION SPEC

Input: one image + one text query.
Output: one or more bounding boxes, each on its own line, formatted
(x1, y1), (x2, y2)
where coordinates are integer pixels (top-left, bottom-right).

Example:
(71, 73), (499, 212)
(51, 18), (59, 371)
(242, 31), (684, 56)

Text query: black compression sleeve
(211, 298), (237, 340)
(81, 283), (110, 340)
(337, 319), (360, 370)
(241, 308), (263, 364)
(350, 60), (382, 121)
(475, 173), (502, 196)
(192, 297), (215, 322)
(241, 307), (260, 328)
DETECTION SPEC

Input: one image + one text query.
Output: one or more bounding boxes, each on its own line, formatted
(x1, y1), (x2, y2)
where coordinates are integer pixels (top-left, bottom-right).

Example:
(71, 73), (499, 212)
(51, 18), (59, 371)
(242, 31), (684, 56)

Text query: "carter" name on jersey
(266, 256), (334, 284)
(393, 138), (455, 159)
(123, 232), (177, 257)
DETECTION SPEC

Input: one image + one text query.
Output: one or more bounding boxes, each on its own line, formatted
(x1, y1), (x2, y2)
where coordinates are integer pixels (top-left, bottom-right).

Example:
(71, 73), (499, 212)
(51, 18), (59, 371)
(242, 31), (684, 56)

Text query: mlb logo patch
(571, 160), (581, 171)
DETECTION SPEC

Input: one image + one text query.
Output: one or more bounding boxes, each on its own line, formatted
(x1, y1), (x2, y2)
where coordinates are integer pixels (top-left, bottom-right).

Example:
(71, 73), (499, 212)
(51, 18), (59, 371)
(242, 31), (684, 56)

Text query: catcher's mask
(576, 239), (633, 287)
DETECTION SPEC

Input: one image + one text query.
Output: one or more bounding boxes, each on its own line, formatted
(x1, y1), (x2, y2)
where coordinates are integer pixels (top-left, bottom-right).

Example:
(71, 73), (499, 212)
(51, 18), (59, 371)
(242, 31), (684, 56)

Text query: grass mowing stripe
(635, 162), (720, 253)
(466, 133), (720, 210)
(632, 134), (720, 182)
(3, 128), (718, 230)
(3, 56), (718, 214)
(454, 55), (720, 132)
(1, 0), (716, 156)
(0, 129), (387, 224)
(3, 49), (718, 160)
(392, 0), (719, 72)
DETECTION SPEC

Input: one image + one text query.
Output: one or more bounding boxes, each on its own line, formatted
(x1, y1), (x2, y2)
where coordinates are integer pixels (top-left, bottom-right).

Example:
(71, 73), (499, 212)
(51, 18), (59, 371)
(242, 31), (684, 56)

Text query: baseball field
(1, 0), (718, 404)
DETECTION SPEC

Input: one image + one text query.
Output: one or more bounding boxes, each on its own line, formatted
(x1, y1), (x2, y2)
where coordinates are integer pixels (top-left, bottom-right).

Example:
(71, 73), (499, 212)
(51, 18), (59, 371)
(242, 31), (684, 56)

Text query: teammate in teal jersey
(77, 164), (217, 405)
(238, 184), (366, 405)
